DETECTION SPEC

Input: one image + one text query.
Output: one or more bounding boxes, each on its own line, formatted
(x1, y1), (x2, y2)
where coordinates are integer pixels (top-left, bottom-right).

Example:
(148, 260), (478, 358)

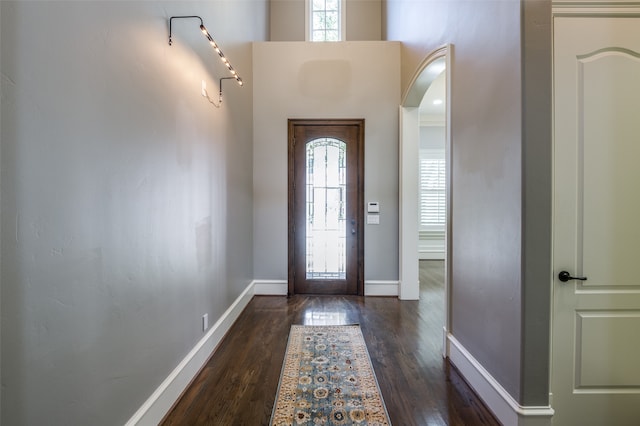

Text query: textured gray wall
(520, 0), (552, 406)
(346, 0), (382, 41)
(270, 0), (306, 41)
(0, 1), (267, 424)
(0, 0), (3, 415)
(386, 0), (551, 405)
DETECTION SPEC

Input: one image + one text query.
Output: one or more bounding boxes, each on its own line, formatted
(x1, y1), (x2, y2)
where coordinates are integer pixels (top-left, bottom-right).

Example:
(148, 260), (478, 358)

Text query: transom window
(308, 0), (343, 42)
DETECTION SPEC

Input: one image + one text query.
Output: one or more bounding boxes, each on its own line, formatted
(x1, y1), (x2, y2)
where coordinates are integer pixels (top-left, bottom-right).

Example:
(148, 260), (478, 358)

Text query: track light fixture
(168, 15), (243, 87)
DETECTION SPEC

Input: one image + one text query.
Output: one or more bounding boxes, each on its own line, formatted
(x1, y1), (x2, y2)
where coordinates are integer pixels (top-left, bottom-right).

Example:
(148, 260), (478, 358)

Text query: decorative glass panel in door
(288, 119), (363, 295)
(306, 138), (347, 279)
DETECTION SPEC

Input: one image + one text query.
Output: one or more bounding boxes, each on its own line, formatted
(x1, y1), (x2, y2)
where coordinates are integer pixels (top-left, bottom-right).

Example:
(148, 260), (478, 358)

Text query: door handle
(558, 271), (587, 282)
(351, 228), (356, 235)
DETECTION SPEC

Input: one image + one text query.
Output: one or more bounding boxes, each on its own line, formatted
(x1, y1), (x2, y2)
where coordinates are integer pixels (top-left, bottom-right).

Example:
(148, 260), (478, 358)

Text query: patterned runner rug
(270, 325), (391, 425)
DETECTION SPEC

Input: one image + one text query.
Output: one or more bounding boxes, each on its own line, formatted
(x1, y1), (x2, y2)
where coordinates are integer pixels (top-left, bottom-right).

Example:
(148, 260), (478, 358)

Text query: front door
(552, 17), (640, 424)
(288, 119), (364, 295)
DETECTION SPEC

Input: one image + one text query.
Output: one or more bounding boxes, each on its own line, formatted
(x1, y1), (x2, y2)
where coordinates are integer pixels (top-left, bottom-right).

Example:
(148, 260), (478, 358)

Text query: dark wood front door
(288, 119), (364, 295)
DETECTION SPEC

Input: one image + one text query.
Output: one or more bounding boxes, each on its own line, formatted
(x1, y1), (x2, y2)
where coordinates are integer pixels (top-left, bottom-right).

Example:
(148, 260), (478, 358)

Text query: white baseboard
(447, 335), (554, 426)
(125, 282), (256, 426)
(253, 279), (288, 295)
(252, 279), (399, 297)
(442, 326), (450, 358)
(364, 280), (399, 296)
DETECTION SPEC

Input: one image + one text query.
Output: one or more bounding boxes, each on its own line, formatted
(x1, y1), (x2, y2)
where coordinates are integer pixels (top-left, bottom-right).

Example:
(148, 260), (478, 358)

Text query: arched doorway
(399, 45), (452, 356)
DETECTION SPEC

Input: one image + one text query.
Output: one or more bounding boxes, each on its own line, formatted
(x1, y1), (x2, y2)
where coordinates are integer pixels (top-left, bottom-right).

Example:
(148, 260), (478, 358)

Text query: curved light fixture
(169, 15), (243, 87)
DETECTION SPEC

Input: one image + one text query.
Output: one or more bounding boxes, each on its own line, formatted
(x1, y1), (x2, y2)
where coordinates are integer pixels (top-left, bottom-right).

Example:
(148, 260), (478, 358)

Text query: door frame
(399, 45), (452, 352)
(550, 12), (640, 423)
(287, 119), (365, 296)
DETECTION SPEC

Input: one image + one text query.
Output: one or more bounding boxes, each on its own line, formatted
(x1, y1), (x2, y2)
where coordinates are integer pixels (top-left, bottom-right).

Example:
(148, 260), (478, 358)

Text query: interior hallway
(162, 261), (499, 425)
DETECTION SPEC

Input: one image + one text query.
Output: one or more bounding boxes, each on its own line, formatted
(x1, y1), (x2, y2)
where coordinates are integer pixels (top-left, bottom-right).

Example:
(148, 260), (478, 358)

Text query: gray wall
(0, 1), (267, 424)
(346, 0), (382, 41)
(270, 0), (306, 41)
(385, 0), (551, 405)
(253, 41), (400, 282)
(521, 0), (552, 404)
(0, 0), (3, 414)
(270, 0), (381, 41)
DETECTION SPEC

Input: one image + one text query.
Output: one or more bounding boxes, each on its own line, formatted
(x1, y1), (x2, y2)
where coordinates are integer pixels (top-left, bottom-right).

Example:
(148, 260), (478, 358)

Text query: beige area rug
(270, 325), (392, 425)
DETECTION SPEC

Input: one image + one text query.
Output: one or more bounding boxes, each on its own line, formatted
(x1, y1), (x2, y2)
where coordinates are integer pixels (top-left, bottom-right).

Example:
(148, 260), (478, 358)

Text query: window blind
(419, 156), (446, 227)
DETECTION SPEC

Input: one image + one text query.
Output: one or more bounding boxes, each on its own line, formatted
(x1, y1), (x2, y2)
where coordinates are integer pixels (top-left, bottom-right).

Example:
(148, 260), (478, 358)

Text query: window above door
(306, 0), (345, 41)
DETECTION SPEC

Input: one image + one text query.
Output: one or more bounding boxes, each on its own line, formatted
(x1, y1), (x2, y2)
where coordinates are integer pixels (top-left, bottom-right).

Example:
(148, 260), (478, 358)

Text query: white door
(553, 17), (640, 425)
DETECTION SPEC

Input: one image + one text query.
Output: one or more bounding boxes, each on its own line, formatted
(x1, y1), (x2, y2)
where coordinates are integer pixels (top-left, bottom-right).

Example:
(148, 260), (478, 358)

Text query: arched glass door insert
(288, 119), (364, 295)
(306, 138), (347, 279)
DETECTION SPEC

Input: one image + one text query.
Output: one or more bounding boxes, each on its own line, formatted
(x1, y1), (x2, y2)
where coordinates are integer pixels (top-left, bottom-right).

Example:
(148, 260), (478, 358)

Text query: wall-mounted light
(169, 15), (243, 90)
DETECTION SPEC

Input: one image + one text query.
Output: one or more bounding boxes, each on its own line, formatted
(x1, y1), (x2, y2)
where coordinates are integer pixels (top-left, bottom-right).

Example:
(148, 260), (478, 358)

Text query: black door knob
(558, 271), (587, 282)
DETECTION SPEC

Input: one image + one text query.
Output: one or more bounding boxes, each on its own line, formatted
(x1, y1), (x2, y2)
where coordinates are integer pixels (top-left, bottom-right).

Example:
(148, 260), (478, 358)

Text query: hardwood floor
(162, 261), (499, 425)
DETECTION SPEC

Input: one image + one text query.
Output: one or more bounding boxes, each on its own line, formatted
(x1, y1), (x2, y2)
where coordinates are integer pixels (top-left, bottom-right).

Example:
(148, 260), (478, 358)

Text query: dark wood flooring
(162, 261), (499, 425)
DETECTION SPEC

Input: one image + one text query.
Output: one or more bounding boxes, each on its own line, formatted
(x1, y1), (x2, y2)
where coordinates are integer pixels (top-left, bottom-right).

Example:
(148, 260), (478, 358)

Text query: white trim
(340, 0), (346, 41)
(253, 279), (288, 295)
(443, 45), (453, 357)
(399, 105), (421, 301)
(364, 280), (399, 297)
(447, 335), (555, 426)
(419, 230), (446, 239)
(399, 45), (452, 303)
(419, 229), (445, 259)
(125, 283), (255, 426)
(552, 2), (640, 15)
(442, 326), (450, 358)
(304, 0), (309, 41)
(251, 280), (399, 297)
(419, 251), (445, 260)
(401, 44), (449, 107)
(419, 117), (446, 127)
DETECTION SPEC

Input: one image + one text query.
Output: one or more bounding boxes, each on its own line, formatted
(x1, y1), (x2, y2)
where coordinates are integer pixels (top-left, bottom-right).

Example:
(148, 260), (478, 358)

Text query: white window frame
(305, 0), (346, 42)
(419, 148), (446, 234)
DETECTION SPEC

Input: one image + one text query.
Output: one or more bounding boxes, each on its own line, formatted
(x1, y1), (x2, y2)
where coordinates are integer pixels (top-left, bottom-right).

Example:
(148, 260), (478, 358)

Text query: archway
(399, 44), (452, 355)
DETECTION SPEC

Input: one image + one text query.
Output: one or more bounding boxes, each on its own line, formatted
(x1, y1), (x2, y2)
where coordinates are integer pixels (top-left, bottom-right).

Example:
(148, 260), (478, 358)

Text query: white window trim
(419, 148), (446, 232)
(305, 0), (346, 42)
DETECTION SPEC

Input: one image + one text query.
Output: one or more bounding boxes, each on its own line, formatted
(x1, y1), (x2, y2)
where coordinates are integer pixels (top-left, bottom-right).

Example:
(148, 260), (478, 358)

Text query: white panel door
(553, 17), (640, 425)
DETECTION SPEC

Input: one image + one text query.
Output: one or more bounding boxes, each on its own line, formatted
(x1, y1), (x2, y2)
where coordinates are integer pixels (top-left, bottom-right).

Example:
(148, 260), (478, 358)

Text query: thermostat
(367, 202), (380, 213)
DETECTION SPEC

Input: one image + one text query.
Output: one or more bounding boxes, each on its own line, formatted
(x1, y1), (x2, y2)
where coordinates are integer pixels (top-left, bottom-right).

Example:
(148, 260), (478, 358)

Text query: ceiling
(419, 70), (446, 124)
